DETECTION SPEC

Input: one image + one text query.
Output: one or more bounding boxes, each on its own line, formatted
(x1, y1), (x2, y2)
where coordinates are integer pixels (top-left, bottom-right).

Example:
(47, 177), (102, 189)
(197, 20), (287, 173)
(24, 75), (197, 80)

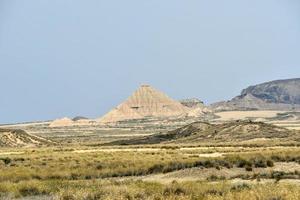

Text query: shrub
(205, 189), (223, 196)
(236, 159), (252, 168)
(230, 183), (251, 191)
(203, 160), (215, 168)
(18, 185), (42, 197)
(271, 171), (285, 183)
(254, 159), (267, 168)
(266, 160), (274, 167)
(96, 164), (103, 170)
(245, 166), (253, 171)
(0, 157), (12, 165)
(14, 158), (25, 162)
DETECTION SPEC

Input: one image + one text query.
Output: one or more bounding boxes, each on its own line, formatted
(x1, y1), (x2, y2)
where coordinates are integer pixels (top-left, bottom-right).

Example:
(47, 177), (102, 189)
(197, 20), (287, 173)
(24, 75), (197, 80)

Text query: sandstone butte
(98, 85), (191, 123)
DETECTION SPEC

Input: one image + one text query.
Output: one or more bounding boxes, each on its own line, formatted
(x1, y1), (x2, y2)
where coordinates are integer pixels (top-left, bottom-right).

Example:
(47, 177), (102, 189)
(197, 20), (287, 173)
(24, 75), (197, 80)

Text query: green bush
(236, 159), (252, 168)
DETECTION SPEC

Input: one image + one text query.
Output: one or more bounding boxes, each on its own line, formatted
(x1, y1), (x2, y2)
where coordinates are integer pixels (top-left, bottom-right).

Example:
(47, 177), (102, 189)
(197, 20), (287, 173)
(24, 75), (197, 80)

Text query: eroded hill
(110, 121), (300, 145)
(0, 128), (54, 147)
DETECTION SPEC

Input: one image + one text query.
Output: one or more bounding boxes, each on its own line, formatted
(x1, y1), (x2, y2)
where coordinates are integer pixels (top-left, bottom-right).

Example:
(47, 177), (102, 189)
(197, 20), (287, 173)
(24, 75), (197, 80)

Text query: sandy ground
(214, 110), (284, 121)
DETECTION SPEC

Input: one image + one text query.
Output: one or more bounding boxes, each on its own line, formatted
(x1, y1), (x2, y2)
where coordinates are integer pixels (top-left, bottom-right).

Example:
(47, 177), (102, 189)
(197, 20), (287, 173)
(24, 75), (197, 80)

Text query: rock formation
(49, 117), (95, 127)
(180, 98), (212, 117)
(99, 85), (191, 123)
(180, 98), (204, 108)
(211, 78), (300, 111)
(241, 78), (300, 104)
(0, 128), (53, 147)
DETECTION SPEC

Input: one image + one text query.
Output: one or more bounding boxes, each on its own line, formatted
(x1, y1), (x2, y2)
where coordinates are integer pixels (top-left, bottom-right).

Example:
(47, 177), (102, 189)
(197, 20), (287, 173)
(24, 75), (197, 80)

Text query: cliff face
(211, 78), (300, 111)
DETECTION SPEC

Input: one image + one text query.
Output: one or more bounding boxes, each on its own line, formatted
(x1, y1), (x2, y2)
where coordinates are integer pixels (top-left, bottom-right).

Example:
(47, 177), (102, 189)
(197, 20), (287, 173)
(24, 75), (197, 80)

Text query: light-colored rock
(49, 117), (96, 127)
(49, 117), (74, 127)
(0, 128), (53, 147)
(99, 85), (191, 123)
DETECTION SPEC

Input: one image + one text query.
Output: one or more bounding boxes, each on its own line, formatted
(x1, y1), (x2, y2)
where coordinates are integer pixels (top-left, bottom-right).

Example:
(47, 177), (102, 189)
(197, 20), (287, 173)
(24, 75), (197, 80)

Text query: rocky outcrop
(180, 98), (204, 108)
(180, 98), (213, 118)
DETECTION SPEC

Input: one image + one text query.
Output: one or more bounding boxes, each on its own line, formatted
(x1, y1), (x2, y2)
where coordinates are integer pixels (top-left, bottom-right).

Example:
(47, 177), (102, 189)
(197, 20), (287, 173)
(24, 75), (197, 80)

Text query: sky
(0, 0), (300, 124)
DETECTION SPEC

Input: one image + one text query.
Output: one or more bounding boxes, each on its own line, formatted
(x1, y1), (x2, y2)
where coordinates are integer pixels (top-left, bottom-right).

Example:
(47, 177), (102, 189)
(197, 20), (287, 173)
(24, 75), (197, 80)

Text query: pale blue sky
(0, 0), (300, 124)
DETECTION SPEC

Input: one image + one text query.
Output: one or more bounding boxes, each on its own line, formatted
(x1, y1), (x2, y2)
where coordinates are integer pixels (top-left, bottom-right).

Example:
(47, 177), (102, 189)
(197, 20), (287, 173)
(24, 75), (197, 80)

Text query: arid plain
(1, 80), (300, 200)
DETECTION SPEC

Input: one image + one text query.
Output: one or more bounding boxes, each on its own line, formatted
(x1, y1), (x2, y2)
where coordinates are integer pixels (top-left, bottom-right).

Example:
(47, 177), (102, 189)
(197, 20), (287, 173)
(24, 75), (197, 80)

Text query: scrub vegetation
(0, 146), (299, 199)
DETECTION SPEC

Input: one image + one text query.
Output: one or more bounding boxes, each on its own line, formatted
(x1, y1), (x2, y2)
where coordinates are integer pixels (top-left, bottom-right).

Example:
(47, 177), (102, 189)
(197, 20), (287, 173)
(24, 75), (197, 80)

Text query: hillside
(0, 128), (53, 147)
(110, 121), (300, 145)
(241, 78), (300, 104)
(211, 78), (300, 111)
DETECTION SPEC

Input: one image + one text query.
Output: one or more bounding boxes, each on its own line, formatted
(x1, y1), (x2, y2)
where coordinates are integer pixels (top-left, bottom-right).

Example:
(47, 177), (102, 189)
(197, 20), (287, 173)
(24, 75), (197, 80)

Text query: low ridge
(110, 121), (300, 145)
(0, 128), (54, 147)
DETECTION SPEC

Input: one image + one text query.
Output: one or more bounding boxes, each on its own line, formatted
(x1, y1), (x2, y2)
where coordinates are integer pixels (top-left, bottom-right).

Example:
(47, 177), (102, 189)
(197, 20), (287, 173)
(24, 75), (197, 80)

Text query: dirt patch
(214, 111), (284, 121)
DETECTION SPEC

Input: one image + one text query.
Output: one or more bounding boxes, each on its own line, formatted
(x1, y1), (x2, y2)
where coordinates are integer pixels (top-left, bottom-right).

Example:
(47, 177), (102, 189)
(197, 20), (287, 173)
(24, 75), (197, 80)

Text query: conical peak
(129, 85), (175, 104)
(99, 85), (191, 123)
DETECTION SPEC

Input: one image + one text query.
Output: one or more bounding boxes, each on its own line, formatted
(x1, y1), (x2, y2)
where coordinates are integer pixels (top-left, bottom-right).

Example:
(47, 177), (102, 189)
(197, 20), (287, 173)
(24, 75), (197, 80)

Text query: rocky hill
(98, 85), (209, 123)
(241, 78), (300, 104)
(211, 78), (300, 111)
(0, 128), (54, 147)
(110, 121), (300, 145)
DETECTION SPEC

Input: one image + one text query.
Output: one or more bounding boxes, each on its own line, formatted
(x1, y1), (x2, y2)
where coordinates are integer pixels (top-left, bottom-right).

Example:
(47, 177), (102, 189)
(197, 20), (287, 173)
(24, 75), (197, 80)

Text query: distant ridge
(99, 85), (191, 123)
(211, 78), (300, 111)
